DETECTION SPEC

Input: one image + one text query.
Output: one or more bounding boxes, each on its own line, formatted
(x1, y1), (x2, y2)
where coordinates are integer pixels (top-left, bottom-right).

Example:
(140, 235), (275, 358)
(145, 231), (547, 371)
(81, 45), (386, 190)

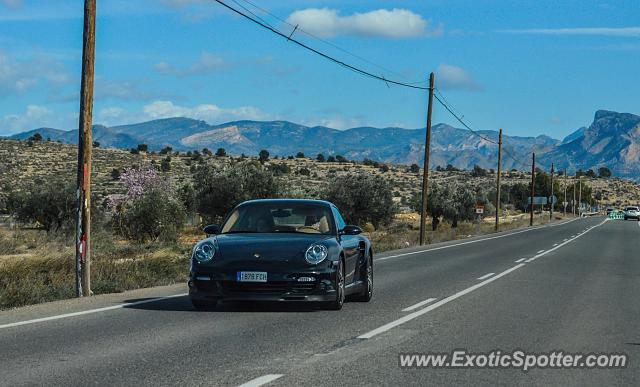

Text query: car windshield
(220, 202), (335, 235)
(625, 207), (638, 211)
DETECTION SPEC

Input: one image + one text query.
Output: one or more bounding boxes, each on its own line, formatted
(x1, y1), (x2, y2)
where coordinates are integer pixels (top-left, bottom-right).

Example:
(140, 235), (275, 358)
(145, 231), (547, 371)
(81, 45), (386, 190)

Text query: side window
(332, 206), (346, 231)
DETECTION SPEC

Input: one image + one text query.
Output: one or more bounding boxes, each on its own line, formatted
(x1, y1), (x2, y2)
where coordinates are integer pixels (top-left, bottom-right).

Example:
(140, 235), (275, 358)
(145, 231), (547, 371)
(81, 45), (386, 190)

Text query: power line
(212, 0), (429, 90)
(213, 0), (532, 171)
(234, 0), (428, 86)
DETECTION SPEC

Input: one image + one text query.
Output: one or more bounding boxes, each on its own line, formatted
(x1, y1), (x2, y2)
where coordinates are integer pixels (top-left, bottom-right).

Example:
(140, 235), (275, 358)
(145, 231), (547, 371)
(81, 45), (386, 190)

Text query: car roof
(238, 198), (335, 207)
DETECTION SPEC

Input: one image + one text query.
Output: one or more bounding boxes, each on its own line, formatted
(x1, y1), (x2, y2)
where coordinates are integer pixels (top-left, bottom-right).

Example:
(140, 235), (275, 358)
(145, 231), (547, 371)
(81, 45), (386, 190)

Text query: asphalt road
(1, 216), (639, 386)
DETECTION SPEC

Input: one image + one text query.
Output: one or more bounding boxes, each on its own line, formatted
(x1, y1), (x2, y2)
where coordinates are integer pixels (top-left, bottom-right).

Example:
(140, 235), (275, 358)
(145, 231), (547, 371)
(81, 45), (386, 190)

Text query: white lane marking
(525, 219), (608, 263)
(0, 293), (188, 330)
(515, 258), (526, 263)
(477, 272), (495, 280)
(238, 375), (284, 387)
(563, 239), (568, 241)
(358, 264), (526, 339)
(537, 250), (545, 254)
(553, 243), (558, 247)
(376, 218), (581, 262)
(402, 298), (437, 312)
(358, 218), (609, 340)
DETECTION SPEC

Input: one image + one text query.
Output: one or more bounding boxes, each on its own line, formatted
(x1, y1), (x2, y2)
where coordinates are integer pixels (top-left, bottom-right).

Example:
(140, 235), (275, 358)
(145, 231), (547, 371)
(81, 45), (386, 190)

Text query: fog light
(297, 276), (315, 282)
(196, 275), (210, 281)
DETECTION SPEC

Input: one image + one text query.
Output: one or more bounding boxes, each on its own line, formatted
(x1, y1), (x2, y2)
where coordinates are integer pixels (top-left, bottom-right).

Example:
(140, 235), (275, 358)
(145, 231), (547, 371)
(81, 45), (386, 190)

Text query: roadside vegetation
(0, 143), (600, 309)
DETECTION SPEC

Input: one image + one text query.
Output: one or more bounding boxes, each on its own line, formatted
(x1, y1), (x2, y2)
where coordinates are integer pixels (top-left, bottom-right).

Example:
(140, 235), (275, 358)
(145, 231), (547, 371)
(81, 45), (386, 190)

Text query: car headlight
(305, 244), (328, 264)
(193, 240), (216, 263)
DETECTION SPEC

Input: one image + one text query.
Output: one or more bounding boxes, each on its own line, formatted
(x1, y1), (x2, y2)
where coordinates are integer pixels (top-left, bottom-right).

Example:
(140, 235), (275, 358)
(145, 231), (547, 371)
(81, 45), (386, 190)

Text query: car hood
(214, 233), (332, 263)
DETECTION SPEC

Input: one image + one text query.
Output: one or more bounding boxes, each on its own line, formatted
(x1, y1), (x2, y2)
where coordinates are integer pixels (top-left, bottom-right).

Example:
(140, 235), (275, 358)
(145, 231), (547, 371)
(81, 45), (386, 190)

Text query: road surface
(1, 217), (639, 386)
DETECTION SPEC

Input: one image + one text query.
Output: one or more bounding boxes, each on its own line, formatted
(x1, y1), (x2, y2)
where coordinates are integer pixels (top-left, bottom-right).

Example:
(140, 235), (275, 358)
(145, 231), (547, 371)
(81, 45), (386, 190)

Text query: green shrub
(114, 188), (186, 243)
(6, 178), (75, 232)
(195, 162), (282, 221)
(323, 172), (396, 228)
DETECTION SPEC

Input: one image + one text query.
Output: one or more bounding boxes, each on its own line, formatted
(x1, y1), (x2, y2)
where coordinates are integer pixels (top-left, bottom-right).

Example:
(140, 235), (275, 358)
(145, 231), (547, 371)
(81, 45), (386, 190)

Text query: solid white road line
(357, 264), (526, 339)
(0, 293), (188, 330)
(515, 258), (526, 263)
(477, 273), (495, 280)
(376, 218), (580, 263)
(536, 250), (545, 254)
(238, 374), (284, 387)
(402, 298), (437, 312)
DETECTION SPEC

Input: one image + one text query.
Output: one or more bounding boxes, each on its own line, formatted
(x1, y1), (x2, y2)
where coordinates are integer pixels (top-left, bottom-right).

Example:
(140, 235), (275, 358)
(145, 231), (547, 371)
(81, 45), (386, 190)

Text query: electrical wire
(213, 0), (533, 171)
(234, 0), (428, 86)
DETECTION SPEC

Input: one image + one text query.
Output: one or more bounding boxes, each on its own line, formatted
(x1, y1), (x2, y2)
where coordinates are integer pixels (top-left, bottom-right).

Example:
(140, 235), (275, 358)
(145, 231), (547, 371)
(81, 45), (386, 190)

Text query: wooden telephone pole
(530, 153), (535, 226)
(550, 163), (554, 220)
(419, 72), (435, 245)
(494, 129), (502, 231)
(75, 0), (96, 297)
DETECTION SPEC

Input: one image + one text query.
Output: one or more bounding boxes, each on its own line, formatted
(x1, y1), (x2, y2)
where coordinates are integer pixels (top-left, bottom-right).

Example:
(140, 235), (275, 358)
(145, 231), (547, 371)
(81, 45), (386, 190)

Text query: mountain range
(6, 109), (640, 180)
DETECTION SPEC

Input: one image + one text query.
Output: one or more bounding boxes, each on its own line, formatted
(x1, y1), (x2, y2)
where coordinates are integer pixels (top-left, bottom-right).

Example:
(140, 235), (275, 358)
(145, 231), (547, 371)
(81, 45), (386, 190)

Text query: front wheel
(352, 253), (373, 302)
(324, 260), (345, 310)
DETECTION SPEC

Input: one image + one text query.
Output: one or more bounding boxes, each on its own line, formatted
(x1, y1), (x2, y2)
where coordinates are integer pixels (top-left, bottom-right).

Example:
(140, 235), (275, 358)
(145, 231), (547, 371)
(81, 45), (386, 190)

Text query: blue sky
(0, 0), (638, 139)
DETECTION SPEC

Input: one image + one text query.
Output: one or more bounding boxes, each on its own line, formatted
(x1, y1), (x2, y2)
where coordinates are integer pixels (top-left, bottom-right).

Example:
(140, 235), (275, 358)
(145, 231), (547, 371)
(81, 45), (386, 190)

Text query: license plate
(237, 271), (267, 282)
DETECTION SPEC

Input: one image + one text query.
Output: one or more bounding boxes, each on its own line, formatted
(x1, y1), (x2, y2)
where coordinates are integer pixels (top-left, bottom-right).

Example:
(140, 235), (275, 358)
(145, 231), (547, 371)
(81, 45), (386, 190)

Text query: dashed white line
(477, 272), (495, 280)
(525, 218), (608, 263)
(238, 374), (284, 387)
(515, 258), (527, 263)
(402, 298), (437, 312)
(357, 264), (526, 339)
(0, 293), (188, 330)
(358, 218), (609, 340)
(553, 243), (558, 247)
(537, 250), (545, 254)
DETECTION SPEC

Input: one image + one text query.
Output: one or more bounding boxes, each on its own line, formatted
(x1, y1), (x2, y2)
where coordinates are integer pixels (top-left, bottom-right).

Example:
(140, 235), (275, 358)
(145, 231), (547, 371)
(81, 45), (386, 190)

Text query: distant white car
(623, 206), (640, 220)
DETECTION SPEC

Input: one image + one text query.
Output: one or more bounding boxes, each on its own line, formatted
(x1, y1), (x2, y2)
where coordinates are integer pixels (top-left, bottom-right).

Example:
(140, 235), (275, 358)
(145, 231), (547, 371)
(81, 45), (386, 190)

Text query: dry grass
(366, 212), (571, 254)
(0, 227), (189, 310)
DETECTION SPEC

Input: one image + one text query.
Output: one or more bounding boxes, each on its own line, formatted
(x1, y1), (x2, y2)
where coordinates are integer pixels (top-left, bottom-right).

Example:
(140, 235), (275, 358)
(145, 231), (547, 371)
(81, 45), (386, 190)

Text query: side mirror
(203, 224), (220, 235)
(340, 225), (362, 235)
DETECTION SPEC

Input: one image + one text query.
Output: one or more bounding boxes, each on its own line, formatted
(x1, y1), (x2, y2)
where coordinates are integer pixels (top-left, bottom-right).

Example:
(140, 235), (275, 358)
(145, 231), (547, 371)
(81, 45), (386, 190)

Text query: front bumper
(188, 264), (338, 302)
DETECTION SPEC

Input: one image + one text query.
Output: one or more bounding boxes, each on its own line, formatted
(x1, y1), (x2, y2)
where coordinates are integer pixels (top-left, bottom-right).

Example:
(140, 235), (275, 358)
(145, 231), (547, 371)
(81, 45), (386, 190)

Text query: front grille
(220, 281), (317, 295)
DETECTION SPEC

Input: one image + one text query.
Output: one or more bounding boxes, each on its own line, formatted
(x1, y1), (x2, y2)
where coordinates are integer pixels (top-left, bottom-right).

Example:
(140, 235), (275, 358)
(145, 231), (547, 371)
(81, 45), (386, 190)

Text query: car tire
(351, 253), (373, 302)
(624, 216), (628, 221)
(324, 260), (345, 310)
(191, 299), (217, 311)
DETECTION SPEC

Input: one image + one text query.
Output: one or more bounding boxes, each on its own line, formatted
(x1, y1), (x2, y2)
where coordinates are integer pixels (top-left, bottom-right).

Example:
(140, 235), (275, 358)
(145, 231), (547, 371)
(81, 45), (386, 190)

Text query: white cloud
(0, 105), (55, 134)
(154, 52), (226, 77)
(141, 101), (268, 124)
(1, 0), (22, 8)
(286, 8), (442, 39)
(0, 52), (71, 97)
(498, 27), (640, 37)
(435, 64), (482, 91)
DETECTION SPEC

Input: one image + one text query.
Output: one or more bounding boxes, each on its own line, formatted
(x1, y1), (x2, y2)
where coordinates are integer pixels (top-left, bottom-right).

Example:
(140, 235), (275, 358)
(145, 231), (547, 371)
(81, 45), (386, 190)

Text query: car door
(332, 206), (359, 284)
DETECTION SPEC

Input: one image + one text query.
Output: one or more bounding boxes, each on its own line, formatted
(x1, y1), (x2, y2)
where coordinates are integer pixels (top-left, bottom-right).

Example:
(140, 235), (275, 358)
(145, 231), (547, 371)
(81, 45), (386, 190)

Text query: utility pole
(578, 177), (582, 217)
(550, 163), (554, 221)
(75, 0), (96, 297)
(563, 169), (567, 217)
(530, 152), (535, 226)
(573, 179), (576, 216)
(419, 72), (435, 245)
(495, 128), (502, 231)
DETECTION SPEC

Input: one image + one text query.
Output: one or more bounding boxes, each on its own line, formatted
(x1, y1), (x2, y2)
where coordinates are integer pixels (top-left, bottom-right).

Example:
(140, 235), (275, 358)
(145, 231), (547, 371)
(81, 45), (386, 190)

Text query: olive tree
(323, 172), (396, 229)
(194, 161), (282, 222)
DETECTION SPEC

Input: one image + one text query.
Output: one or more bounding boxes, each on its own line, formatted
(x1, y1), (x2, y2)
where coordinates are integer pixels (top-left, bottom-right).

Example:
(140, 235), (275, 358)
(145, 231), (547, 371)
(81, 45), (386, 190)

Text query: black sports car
(188, 199), (373, 310)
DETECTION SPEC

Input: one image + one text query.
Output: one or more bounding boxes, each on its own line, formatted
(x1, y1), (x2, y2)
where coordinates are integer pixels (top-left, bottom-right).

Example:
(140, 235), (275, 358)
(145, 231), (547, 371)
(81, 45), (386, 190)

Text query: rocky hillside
(8, 118), (558, 172)
(1, 139), (639, 213)
(539, 110), (640, 180)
